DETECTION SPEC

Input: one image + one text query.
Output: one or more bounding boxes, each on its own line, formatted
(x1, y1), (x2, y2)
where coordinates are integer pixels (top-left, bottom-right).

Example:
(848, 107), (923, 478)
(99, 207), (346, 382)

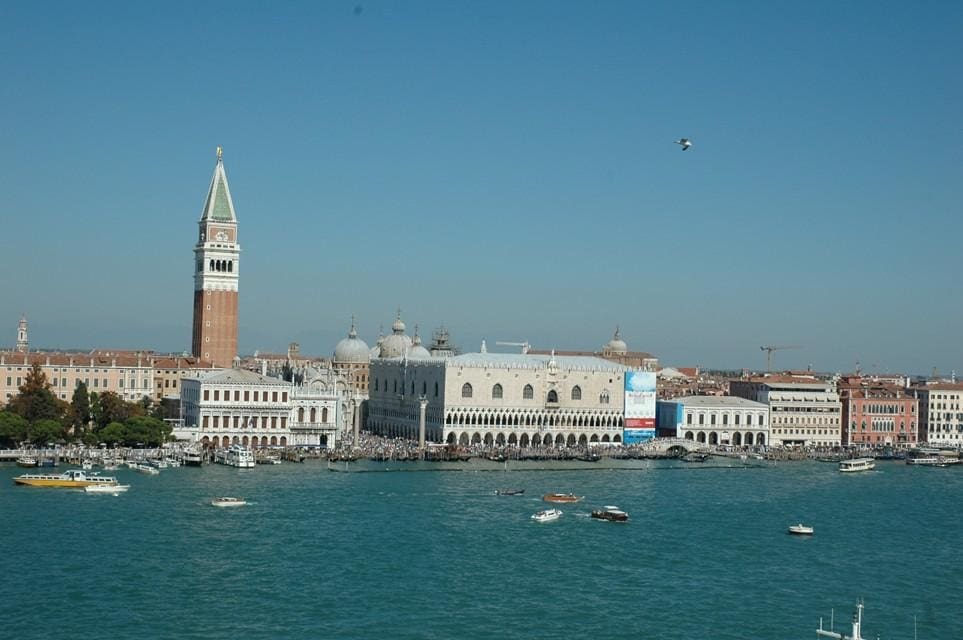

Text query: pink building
(839, 377), (918, 448)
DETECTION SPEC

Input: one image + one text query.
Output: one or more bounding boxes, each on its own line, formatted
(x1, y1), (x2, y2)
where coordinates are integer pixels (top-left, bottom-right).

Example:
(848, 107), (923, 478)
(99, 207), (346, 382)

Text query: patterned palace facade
(367, 351), (630, 447)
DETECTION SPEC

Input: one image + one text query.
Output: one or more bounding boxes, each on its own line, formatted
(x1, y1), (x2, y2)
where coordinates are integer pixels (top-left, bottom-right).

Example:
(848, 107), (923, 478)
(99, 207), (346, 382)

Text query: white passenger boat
(85, 484), (130, 494)
(531, 508), (562, 523)
(211, 496), (247, 508)
(839, 458), (875, 473)
(130, 463), (160, 475)
(907, 456), (959, 466)
(788, 523), (814, 535)
(224, 445), (256, 469)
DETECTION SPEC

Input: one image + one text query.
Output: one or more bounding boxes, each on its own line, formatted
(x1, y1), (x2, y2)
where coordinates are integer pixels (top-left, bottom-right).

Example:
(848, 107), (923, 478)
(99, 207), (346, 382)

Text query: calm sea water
(0, 458), (960, 640)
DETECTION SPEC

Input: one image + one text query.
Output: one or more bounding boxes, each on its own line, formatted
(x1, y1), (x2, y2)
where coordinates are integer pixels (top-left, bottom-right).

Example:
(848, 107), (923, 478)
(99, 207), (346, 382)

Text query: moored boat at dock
(16, 456), (37, 467)
(14, 469), (119, 488)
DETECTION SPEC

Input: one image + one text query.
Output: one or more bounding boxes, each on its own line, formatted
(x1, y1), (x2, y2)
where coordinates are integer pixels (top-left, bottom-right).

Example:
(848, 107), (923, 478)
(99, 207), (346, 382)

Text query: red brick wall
(192, 289), (238, 368)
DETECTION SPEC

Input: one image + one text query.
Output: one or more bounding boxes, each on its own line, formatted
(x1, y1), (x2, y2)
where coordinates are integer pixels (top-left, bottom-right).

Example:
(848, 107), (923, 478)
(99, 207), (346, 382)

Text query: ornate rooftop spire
(200, 146), (237, 222)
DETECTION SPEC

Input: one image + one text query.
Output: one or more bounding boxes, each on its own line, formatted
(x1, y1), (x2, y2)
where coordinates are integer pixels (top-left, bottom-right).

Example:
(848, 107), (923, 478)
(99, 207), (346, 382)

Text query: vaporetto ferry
(13, 469), (119, 488)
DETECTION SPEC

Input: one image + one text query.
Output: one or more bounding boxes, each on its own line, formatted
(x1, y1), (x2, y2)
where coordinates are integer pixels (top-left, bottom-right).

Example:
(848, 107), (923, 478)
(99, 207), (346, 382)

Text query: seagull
(675, 138), (692, 151)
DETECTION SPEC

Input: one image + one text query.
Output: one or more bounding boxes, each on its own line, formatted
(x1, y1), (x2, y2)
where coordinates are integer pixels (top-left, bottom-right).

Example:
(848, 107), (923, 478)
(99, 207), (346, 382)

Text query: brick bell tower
(191, 146), (240, 368)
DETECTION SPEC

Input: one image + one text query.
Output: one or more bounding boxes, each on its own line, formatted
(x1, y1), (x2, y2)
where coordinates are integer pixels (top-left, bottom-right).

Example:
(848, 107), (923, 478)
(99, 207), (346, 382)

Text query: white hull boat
(85, 484), (130, 494)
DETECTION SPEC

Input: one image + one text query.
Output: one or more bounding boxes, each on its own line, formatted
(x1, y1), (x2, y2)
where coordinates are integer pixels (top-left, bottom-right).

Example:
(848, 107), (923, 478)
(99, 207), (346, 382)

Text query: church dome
(334, 321), (370, 364)
(406, 329), (431, 359)
(379, 311), (412, 358)
(605, 327), (628, 355)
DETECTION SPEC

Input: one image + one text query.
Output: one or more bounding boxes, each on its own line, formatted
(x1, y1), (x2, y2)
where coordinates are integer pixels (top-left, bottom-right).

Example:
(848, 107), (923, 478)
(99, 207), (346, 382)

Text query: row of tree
(0, 363), (172, 447)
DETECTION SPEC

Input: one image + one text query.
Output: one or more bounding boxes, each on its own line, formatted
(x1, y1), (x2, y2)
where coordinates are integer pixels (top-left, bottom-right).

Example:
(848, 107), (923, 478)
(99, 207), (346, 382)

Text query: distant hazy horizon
(2, 2), (960, 374)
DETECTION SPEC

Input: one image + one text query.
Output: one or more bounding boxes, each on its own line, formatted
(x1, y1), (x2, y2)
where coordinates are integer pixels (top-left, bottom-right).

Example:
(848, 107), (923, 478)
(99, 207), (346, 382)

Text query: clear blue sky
(1, 1), (961, 375)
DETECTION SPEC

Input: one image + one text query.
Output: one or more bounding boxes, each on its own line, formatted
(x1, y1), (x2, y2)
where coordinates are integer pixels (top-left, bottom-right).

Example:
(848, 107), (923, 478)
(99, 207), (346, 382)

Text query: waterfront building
(910, 382), (963, 446)
(729, 375), (841, 447)
(178, 368), (339, 448)
(191, 147), (241, 369)
(838, 376), (918, 448)
(656, 395), (769, 445)
(367, 350), (629, 446)
(1, 350), (214, 405)
(528, 327), (659, 371)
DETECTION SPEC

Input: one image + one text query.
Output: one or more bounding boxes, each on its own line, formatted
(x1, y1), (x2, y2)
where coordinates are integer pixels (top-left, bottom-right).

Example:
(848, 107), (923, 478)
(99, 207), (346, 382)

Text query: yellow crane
(760, 345), (801, 372)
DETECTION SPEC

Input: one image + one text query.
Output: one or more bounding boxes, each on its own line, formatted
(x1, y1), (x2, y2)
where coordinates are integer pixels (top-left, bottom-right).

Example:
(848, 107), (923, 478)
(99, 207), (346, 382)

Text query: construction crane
(760, 345), (801, 372)
(495, 341), (530, 354)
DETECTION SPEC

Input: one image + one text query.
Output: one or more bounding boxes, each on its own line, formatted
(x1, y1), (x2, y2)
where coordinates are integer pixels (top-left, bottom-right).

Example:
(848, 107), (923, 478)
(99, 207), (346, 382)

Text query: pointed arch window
(462, 383), (473, 399)
(547, 390), (558, 403)
(571, 385), (582, 401)
(492, 383), (503, 399)
(600, 390), (610, 405)
(523, 384), (534, 400)
(434, 381), (439, 397)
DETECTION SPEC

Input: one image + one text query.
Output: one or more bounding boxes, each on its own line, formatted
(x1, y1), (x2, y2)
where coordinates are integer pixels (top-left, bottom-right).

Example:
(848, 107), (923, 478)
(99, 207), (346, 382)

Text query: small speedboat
(788, 523), (814, 535)
(85, 484), (130, 494)
(532, 508), (562, 523)
(591, 506), (629, 522)
(495, 488), (525, 496)
(16, 456), (37, 468)
(542, 493), (583, 503)
(211, 497), (247, 508)
(130, 463), (160, 475)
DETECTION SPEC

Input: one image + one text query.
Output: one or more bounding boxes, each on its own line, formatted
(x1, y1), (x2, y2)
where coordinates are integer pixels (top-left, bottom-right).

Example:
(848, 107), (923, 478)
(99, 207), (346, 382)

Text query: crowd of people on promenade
(5, 433), (933, 467)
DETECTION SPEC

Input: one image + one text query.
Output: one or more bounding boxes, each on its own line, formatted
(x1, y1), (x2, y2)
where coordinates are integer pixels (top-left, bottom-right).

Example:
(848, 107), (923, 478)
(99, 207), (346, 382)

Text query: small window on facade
(571, 385), (582, 401)
(547, 389), (558, 403)
(523, 384), (534, 400)
(462, 383), (473, 398)
(492, 384), (503, 399)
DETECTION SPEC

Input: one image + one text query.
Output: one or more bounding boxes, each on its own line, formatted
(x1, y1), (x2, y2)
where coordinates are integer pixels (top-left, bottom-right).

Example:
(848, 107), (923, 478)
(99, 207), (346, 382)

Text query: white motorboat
(839, 458), (875, 473)
(130, 463), (160, 475)
(211, 496), (247, 508)
(788, 523), (814, 535)
(531, 508), (562, 523)
(85, 484), (130, 494)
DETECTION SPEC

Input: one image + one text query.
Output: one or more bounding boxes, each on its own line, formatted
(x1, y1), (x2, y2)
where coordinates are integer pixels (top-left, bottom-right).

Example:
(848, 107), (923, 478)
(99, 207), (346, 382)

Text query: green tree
(0, 411), (29, 447)
(68, 382), (91, 438)
(96, 391), (130, 429)
(100, 421), (126, 446)
(89, 392), (102, 430)
(124, 416), (171, 447)
(28, 418), (64, 446)
(8, 363), (65, 424)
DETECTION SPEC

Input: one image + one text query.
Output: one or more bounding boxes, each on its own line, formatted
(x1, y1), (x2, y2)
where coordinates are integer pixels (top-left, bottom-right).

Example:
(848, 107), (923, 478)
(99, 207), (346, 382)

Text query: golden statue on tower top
(216, 145), (223, 162)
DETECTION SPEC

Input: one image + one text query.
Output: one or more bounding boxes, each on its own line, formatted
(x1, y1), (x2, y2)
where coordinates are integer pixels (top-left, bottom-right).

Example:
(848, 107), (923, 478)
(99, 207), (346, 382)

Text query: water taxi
(85, 484), (130, 494)
(591, 506), (629, 522)
(531, 508), (562, 523)
(13, 469), (118, 488)
(543, 493), (583, 503)
(16, 456), (37, 467)
(788, 523), (814, 535)
(211, 497), (247, 508)
(839, 458), (875, 473)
